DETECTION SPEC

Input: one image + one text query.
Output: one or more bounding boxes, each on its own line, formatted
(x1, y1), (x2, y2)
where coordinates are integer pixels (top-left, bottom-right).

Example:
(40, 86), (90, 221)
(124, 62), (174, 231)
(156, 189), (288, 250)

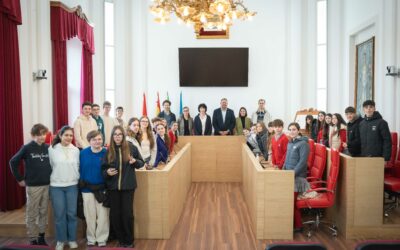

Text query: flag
(179, 91), (183, 115)
(166, 91), (170, 101)
(156, 92), (161, 115)
(142, 93), (147, 116)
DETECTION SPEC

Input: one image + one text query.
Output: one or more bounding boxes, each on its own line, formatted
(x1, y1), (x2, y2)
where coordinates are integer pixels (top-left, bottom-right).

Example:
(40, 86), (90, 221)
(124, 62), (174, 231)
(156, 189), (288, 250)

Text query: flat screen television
(179, 48), (249, 87)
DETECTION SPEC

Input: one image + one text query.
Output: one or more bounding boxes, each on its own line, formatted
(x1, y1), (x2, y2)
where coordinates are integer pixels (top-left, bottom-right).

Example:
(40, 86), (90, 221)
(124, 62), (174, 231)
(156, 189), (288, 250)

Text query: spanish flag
(156, 92), (161, 115)
(142, 93), (147, 116)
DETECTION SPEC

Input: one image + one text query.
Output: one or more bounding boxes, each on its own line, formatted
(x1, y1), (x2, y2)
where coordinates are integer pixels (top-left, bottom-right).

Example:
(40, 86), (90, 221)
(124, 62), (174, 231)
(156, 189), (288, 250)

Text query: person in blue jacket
(79, 130), (108, 247)
(154, 123), (170, 168)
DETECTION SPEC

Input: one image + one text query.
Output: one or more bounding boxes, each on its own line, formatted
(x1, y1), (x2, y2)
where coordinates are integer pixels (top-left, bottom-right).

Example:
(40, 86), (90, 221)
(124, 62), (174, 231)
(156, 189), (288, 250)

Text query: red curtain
(0, 0), (26, 211)
(81, 46), (93, 104)
(52, 40), (69, 130)
(51, 5), (95, 131)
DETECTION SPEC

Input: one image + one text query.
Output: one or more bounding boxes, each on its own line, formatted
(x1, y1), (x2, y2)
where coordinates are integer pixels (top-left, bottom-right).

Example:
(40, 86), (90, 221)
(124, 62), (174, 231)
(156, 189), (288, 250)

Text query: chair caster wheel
(384, 213), (389, 217)
(307, 231), (312, 238)
(332, 233), (337, 237)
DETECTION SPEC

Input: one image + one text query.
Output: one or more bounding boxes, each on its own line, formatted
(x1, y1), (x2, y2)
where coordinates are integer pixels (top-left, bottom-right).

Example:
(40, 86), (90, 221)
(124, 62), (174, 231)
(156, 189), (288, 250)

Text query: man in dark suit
(212, 98), (236, 135)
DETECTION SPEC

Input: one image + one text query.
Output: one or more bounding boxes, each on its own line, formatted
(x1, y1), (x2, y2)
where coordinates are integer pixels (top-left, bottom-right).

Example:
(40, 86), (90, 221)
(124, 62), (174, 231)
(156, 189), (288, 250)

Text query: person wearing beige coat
(73, 102), (98, 149)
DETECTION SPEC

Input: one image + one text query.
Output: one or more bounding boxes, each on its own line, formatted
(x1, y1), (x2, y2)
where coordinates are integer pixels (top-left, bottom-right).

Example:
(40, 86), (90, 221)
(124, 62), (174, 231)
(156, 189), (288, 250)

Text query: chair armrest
(306, 177), (321, 181)
(306, 187), (334, 193)
(308, 180), (327, 185)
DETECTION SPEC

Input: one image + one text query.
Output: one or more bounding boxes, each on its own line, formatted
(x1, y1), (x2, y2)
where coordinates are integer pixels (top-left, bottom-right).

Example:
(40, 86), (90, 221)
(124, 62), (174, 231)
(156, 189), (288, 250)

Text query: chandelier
(149, 0), (256, 35)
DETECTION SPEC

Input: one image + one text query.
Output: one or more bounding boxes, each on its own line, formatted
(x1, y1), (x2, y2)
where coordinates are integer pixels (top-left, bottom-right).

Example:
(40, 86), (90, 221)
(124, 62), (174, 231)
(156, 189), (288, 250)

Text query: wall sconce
(386, 66), (399, 77)
(32, 70), (47, 81)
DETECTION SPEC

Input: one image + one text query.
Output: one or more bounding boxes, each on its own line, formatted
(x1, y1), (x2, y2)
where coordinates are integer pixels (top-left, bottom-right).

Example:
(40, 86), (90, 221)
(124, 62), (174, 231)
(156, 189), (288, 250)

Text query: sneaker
(87, 241), (96, 246)
(68, 241), (78, 249)
(55, 242), (64, 250)
(98, 242), (107, 247)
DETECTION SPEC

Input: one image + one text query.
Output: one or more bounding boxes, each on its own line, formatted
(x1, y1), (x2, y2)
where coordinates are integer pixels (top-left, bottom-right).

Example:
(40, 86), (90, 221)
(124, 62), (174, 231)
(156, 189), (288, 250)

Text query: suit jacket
(193, 114), (212, 135)
(212, 108), (235, 135)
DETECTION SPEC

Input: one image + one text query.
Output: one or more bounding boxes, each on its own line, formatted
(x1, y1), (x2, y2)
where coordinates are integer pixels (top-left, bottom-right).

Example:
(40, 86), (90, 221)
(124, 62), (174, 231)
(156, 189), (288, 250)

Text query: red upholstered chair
(395, 137), (400, 168)
(385, 132), (398, 176)
(384, 165), (400, 216)
(296, 149), (340, 238)
(307, 139), (316, 174)
(306, 143), (327, 188)
(44, 131), (53, 145)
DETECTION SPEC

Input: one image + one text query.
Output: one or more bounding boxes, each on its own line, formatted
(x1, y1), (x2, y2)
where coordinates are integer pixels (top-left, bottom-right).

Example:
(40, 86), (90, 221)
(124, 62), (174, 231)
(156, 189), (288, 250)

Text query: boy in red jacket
(271, 119), (289, 169)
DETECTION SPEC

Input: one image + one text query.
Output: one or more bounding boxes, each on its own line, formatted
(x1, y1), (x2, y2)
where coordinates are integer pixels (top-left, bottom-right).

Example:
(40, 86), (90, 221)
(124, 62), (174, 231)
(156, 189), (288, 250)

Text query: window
(105, 0), (115, 116)
(316, 0), (327, 111)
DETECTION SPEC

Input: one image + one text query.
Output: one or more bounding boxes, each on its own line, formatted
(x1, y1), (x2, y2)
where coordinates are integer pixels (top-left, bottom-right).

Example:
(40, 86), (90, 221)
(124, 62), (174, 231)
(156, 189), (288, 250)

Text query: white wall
(67, 37), (82, 124)
(18, 0), (104, 142)
(126, 0), (317, 124)
(328, 0), (400, 132)
(19, 0), (53, 141)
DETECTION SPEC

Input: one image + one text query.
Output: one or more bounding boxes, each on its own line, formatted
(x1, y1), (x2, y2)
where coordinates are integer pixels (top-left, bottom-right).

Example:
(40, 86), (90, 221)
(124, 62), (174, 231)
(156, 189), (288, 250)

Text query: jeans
(50, 185), (78, 242)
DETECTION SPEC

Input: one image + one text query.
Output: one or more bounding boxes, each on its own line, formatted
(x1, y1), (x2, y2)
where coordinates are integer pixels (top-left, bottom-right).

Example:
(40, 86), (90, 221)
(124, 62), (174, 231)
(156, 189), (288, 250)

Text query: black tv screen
(179, 48), (248, 87)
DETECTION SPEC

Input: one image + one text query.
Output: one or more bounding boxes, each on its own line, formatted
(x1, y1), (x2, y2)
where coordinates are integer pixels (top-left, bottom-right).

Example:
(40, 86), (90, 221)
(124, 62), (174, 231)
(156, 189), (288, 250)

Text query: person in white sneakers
(73, 102), (98, 149)
(49, 126), (80, 250)
(79, 130), (109, 247)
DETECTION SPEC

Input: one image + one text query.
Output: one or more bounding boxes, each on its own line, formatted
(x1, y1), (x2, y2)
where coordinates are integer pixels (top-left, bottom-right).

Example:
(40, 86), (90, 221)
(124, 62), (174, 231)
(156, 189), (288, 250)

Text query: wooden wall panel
(241, 144), (294, 240)
(326, 148), (400, 239)
(178, 136), (244, 182)
(134, 143), (192, 239)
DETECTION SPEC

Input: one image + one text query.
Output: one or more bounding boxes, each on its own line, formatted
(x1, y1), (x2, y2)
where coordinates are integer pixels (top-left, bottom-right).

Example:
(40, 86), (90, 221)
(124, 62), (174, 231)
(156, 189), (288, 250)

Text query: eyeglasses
(113, 133), (123, 136)
(141, 120), (149, 123)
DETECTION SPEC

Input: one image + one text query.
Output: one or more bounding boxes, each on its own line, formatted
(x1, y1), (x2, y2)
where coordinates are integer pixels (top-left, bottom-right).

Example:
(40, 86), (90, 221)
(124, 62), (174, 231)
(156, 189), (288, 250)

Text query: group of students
(249, 99), (392, 231)
(9, 97), (393, 249)
(303, 100), (392, 161)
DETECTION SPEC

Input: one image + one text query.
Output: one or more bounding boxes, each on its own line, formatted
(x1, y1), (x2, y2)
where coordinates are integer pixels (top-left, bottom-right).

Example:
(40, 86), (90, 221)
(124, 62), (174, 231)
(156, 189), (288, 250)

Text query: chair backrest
(355, 240), (400, 250)
(307, 139), (315, 172)
(326, 149), (340, 203)
(387, 132), (398, 167)
(396, 132), (400, 163)
(266, 242), (327, 250)
(44, 131), (53, 145)
(309, 143), (327, 180)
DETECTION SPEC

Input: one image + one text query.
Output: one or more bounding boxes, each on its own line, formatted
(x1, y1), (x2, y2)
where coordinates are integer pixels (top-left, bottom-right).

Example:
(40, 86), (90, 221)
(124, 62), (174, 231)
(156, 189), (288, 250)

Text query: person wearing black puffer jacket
(102, 126), (144, 248)
(344, 106), (363, 156)
(359, 100), (392, 162)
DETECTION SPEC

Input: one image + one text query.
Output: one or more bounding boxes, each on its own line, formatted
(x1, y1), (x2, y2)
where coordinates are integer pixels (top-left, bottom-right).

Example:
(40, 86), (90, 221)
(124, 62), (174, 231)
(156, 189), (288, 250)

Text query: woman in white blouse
(49, 126), (80, 250)
(193, 103), (212, 135)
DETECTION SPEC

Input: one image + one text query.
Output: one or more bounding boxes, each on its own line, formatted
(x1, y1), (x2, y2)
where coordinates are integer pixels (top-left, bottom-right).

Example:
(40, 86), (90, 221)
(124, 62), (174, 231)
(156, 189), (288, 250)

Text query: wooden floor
(1, 183), (400, 250)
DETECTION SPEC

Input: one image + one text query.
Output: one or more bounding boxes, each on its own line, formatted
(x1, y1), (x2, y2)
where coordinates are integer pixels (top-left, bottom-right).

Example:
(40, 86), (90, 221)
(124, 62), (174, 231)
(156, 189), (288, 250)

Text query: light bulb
(224, 15), (230, 24)
(183, 7), (189, 16)
(177, 18), (183, 25)
(222, 23), (227, 30)
(200, 13), (207, 23)
(217, 4), (224, 13)
(160, 18), (166, 24)
(232, 11), (237, 19)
